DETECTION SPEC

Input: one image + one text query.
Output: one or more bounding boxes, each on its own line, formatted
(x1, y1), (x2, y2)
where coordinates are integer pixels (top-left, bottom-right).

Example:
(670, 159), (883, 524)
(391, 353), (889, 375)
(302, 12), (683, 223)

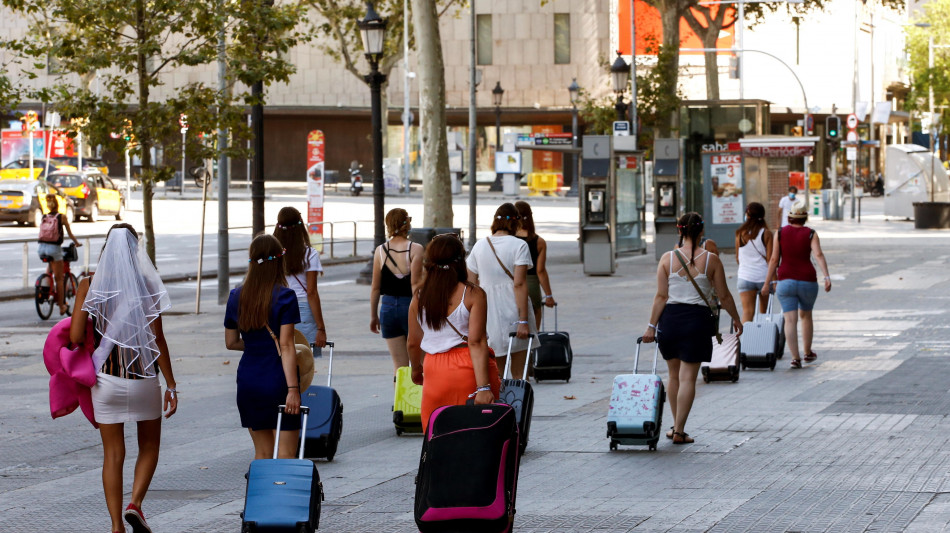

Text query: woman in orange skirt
(408, 234), (501, 433)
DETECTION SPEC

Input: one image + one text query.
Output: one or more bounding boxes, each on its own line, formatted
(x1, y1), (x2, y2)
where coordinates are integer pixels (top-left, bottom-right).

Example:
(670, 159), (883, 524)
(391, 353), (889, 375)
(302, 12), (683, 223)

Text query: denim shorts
(776, 279), (819, 312)
(379, 295), (411, 339)
(736, 278), (764, 293)
(37, 242), (63, 261)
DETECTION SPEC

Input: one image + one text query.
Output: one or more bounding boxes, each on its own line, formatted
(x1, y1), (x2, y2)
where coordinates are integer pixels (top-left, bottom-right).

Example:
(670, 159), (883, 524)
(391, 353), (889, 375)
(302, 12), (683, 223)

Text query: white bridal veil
(83, 228), (171, 377)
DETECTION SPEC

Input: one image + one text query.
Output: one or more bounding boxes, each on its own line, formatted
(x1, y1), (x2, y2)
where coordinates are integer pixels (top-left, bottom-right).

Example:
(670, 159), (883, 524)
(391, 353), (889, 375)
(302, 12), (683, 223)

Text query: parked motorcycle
(349, 161), (363, 197)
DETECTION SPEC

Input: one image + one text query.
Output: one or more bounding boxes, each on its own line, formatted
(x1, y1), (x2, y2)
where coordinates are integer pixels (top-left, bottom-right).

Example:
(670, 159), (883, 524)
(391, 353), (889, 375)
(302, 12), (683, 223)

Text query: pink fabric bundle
(43, 317), (98, 428)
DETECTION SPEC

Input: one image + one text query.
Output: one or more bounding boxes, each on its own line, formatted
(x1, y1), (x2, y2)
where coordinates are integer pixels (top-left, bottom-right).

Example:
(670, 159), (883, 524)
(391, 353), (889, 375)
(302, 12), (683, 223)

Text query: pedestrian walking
(68, 223), (178, 533)
(778, 186), (798, 227)
(761, 204), (832, 369)
(369, 208), (423, 374)
(466, 203), (537, 380)
(38, 193), (81, 316)
(224, 234), (303, 460)
(642, 213), (742, 445)
(273, 206), (327, 348)
(407, 234), (500, 432)
(515, 201), (556, 330)
(734, 202), (773, 322)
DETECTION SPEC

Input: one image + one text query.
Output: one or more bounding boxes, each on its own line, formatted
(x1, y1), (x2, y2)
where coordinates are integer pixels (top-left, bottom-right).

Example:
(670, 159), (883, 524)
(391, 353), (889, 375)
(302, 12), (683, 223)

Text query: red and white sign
(1, 129), (74, 167)
(846, 113), (858, 130)
(306, 130), (325, 251)
(709, 153), (743, 225)
(740, 144), (815, 158)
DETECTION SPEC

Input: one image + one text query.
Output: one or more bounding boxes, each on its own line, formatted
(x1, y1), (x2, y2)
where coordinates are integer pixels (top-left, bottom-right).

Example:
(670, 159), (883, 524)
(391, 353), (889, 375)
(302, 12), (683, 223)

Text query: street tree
(306, 0), (460, 227)
(904, 0), (950, 135)
(2, 0), (306, 263)
(643, 0), (695, 136)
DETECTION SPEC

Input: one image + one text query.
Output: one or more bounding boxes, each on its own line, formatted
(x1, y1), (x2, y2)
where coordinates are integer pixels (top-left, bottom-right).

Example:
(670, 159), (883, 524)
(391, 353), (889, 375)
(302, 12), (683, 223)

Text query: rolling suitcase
(499, 332), (534, 456)
(739, 310), (779, 370)
(701, 332), (741, 383)
(755, 290), (785, 358)
(242, 405), (324, 533)
(393, 365), (423, 435)
(606, 337), (665, 451)
(533, 304), (572, 382)
(414, 403), (520, 533)
(299, 341), (343, 461)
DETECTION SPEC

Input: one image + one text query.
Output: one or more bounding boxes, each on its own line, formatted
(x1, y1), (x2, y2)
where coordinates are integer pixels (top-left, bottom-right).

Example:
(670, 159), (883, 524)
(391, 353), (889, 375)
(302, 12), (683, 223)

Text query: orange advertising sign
(617, 0), (736, 56)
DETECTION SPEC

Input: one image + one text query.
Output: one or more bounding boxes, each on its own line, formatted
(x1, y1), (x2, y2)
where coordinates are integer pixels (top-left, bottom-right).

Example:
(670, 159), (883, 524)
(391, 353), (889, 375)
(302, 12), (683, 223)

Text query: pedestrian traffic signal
(826, 116), (840, 140)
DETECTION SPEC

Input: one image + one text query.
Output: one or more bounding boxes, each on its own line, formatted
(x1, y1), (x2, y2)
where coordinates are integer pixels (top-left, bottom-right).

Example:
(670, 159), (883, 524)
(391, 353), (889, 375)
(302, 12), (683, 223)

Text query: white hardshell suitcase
(755, 291), (785, 358)
(606, 338), (665, 451)
(740, 310), (779, 371)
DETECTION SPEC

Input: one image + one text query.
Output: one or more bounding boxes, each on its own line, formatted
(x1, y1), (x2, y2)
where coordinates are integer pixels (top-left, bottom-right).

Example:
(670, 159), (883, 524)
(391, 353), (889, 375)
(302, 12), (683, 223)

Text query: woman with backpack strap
(273, 206), (327, 349)
(38, 193), (81, 315)
(370, 208), (423, 374)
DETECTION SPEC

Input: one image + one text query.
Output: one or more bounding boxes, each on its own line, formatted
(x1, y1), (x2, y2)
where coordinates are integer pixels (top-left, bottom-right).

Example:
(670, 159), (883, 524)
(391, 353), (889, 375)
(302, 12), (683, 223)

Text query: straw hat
(788, 201), (808, 219)
(293, 329), (314, 392)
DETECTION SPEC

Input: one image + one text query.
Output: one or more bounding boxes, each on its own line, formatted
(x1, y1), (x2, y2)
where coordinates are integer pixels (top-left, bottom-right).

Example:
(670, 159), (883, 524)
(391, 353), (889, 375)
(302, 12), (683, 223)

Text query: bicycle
(35, 243), (80, 320)
(189, 165), (211, 188)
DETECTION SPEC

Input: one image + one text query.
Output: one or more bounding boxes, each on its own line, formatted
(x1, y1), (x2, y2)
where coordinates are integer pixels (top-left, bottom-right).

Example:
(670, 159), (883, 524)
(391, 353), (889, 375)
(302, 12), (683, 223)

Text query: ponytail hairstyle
(490, 202), (521, 234)
(385, 208), (411, 238)
(514, 201), (536, 239)
(735, 202), (768, 244)
(238, 234), (287, 331)
(273, 206), (310, 276)
(416, 234), (468, 330)
(677, 212), (705, 265)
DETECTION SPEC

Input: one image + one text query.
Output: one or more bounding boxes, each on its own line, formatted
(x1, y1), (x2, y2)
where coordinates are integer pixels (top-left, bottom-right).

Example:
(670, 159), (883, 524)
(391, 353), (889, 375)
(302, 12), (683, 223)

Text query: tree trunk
(410, 0), (451, 227)
(702, 29), (720, 100)
(657, 5), (682, 137)
(136, 0), (156, 264)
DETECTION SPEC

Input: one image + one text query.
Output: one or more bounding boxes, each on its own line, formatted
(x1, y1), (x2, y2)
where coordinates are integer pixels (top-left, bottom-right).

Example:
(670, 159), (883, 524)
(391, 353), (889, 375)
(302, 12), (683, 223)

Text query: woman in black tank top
(515, 202), (556, 330)
(370, 208), (424, 374)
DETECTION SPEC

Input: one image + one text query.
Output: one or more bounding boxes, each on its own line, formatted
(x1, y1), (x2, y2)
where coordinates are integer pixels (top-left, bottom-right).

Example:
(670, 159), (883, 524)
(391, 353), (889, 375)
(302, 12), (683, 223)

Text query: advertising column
(306, 130), (325, 251)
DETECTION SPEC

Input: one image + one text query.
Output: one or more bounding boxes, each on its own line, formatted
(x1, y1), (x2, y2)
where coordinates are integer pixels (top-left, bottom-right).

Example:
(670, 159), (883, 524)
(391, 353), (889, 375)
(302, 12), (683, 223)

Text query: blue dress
(225, 286), (301, 431)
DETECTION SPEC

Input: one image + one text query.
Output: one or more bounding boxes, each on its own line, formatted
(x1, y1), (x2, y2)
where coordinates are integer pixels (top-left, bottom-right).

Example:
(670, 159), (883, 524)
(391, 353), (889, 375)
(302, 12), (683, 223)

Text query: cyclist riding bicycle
(38, 193), (81, 315)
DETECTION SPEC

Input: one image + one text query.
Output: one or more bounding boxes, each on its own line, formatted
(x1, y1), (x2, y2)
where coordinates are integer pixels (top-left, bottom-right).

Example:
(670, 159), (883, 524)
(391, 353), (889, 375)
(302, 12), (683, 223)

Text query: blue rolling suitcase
(606, 337), (665, 451)
(300, 341), (343, 461)
(242, 406), (324, 533)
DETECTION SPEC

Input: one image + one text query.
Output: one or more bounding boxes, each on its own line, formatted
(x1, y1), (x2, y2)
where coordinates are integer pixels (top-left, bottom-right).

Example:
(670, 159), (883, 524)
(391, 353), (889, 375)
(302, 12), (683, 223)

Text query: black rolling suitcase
(242, 406), (324, 532)
(499, 332), (534, 456)
(533, 304), (572, 382)
(414, 403), (520, 533)
(299, 341), (343, 461)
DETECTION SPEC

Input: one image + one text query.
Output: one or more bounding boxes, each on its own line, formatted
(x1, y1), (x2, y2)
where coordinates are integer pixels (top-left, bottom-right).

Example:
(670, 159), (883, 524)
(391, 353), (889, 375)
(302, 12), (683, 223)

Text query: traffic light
(826, 115), (840, 140)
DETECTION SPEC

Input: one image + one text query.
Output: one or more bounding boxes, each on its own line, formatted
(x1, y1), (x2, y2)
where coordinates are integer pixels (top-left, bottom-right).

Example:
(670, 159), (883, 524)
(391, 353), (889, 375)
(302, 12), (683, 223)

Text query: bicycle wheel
(63, 273), (78, 316)
(35, 273), (53, 320)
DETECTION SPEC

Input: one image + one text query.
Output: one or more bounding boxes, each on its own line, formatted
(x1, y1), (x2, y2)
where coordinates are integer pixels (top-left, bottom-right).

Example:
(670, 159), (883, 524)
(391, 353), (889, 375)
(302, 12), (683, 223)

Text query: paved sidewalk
(2, 199), (950, 532)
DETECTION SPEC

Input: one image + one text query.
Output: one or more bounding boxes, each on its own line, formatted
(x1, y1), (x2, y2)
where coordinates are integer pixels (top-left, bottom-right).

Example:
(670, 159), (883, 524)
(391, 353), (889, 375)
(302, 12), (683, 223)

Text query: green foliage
(904, 0), (950, 131)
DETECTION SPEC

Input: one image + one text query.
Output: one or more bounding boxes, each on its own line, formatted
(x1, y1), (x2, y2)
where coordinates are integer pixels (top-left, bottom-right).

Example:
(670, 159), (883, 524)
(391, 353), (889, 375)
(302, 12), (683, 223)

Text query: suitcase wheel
(609, 439), (618, 451)
(703, 375), (710, 383)
(395, 427), (403, 436)
(241, 521), (256, 533)
(649, 440), (658, 451)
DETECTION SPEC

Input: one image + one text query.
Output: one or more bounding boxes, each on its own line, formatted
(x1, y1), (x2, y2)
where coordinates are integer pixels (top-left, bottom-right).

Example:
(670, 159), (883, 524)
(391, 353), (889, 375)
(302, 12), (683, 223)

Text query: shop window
(554, 14), (570, 65)
(477, 14), (492, 65)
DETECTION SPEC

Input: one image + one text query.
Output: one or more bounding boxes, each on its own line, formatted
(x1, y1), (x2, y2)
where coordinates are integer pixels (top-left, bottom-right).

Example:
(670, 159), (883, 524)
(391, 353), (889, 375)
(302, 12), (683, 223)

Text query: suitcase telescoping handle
(634, 337), (660, 375)
(504, 331), (534, 380)
(542, 303), (558, 332)
(324, 341), (335, 387)
(275, 405), (310, 460)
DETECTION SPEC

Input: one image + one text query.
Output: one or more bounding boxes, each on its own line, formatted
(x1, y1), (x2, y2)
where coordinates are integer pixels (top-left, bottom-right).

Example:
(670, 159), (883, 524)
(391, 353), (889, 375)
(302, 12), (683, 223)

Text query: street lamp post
(489, 82), (504, 192)
(356, 3), (388, 284)
(611, 52), (630, 123)
(567, 78), (580, 198)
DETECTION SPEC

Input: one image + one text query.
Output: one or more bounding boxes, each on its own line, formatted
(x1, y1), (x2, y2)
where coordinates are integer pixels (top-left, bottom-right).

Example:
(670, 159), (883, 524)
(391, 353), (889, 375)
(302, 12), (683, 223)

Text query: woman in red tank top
(761, 204), (832, 369)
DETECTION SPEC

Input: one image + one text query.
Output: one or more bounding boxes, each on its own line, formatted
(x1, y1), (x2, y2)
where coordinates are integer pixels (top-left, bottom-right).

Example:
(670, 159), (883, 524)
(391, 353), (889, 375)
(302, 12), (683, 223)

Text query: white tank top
(418, 286), (471, 354)
(667, 249), (716, 306)
(736, 229), (768, 283)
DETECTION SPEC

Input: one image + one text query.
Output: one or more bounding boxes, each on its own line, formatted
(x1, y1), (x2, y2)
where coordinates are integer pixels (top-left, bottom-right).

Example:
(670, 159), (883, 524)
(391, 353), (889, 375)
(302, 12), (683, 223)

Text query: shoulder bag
(673, 249), (723, 345)
(485, 237), (514, 280)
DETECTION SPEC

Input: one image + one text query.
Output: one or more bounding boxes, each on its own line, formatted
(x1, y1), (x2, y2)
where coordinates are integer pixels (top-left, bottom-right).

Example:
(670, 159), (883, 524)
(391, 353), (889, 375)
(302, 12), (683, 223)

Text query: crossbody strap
(445, 319), (468, 343)
(673, 249), (716, 315)
(486, 237), (514, 280)
(264, 324), (282, 357)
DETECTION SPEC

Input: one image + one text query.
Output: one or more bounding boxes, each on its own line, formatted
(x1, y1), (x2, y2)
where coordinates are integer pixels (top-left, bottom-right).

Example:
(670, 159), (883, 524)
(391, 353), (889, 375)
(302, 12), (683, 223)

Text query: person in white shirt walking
(777, 186), (798, 228)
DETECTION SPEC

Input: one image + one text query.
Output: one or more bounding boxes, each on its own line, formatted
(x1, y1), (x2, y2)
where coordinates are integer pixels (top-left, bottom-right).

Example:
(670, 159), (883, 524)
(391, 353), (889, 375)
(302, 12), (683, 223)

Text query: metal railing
(1, 234), (104, 289)
(226, 220), (374, 260)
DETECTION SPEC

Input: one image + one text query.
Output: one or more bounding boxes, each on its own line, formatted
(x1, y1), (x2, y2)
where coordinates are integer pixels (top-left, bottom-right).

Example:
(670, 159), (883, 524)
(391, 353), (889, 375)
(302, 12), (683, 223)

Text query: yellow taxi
(50, 156), (110, 176)
(46, 171), (124, 221)
(0, 179), (74, 226)
(0, 157), (77, 180)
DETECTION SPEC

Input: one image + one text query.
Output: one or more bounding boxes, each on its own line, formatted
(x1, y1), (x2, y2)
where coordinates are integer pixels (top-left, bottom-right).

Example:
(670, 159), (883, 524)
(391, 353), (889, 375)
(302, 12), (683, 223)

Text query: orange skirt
(421, 345), (501, 433)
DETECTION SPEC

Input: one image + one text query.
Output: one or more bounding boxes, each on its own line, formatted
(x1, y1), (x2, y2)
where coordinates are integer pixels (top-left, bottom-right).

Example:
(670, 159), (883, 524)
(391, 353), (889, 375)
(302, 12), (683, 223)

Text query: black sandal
(672, 431), (694, 445)
(666, 426), (675, 439)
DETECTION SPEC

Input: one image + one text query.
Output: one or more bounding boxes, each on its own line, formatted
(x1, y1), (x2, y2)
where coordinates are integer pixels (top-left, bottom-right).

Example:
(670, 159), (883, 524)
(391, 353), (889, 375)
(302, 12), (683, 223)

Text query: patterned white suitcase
(701, 333), (740, 383)
(606, 337), (665, 451)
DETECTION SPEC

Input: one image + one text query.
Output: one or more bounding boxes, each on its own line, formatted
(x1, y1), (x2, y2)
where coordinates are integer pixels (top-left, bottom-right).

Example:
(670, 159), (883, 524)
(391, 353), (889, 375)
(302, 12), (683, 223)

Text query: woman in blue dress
(224, 234), (302, 459)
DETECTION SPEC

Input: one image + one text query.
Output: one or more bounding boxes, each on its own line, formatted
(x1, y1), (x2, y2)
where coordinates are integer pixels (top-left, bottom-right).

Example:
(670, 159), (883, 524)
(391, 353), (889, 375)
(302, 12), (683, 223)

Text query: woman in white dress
(466, 203), (537, 379)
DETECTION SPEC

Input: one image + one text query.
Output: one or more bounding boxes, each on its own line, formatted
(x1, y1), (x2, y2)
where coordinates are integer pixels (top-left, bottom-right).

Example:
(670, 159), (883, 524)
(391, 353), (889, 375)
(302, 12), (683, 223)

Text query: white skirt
(91, 373), (162, 424)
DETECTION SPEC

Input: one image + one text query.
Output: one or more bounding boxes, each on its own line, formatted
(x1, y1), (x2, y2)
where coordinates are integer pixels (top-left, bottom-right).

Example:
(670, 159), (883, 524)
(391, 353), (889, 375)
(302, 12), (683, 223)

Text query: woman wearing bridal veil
(70, 223), (179, 533)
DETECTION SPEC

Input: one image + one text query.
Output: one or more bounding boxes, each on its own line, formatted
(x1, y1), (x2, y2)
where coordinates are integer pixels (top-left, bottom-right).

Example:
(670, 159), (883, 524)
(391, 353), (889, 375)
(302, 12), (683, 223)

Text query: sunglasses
(435, 232), (462, 241)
